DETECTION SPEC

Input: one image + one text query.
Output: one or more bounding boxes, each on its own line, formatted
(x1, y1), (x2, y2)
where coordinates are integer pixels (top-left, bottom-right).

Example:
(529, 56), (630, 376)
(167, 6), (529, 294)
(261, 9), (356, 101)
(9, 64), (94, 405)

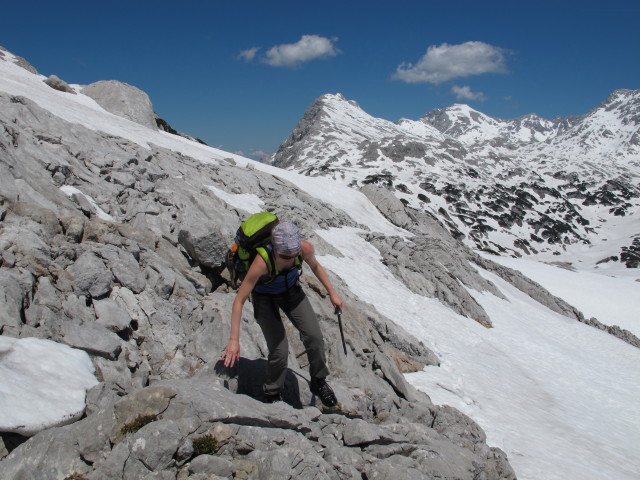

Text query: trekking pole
(335, 306), (348, 356)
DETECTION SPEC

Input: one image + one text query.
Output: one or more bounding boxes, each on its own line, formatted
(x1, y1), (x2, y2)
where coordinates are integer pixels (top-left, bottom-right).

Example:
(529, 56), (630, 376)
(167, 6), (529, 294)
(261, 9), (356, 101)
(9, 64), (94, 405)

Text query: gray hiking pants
(252, 285), (329, 395)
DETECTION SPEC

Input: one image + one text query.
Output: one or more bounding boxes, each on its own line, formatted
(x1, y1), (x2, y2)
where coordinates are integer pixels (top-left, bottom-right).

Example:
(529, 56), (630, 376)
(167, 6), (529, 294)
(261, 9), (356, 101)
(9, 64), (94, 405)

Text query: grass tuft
(192, 434), (219, 455)
(120, 414), (158, 435)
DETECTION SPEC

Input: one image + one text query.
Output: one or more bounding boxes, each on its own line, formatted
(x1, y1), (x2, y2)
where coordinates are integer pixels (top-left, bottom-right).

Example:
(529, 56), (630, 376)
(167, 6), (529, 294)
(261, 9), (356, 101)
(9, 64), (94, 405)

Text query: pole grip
(335, 306), (347, 356)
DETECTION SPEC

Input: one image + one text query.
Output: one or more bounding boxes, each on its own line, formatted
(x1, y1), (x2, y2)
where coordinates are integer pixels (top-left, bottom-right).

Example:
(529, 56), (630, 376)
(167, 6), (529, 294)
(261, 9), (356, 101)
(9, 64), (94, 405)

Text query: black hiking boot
(310, 378), (337, 407)
(262, 391), (282, 404)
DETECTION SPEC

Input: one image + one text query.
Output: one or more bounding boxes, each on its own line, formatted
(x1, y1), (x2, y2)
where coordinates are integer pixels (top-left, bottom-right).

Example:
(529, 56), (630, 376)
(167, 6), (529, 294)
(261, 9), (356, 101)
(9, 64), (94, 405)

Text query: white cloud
(238, 47), (260, 62)
(452, 85), (487, 102)
(263, 35), (340, 67)
(250, 150), (269, 158)
(394, 41), (508, 84)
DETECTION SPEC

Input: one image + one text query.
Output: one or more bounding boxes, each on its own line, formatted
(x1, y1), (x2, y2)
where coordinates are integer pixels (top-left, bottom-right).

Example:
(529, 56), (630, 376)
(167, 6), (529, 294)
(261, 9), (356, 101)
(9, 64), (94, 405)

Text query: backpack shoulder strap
(256, 246), (278, 277)
(256, 245), (304, 285)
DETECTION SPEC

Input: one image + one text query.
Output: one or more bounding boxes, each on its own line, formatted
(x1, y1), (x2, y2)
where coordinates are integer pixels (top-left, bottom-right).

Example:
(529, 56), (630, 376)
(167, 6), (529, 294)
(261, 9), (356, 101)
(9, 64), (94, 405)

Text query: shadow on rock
(213, 359), (303, 409)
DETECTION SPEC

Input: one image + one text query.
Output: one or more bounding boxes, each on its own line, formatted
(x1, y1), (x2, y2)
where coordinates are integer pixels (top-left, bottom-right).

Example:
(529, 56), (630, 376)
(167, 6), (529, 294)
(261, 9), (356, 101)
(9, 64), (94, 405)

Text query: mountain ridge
(269, 90), (640, 268)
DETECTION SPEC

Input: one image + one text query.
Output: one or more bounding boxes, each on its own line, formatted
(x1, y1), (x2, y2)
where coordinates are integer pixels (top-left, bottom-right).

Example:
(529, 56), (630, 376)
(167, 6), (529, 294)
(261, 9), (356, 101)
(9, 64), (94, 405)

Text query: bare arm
(220, 255), (268, 368)
(301, 240), (343, 310)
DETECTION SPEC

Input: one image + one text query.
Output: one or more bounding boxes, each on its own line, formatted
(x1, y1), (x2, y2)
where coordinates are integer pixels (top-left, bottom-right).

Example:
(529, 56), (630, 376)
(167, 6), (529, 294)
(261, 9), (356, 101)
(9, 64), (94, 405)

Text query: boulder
(62, 321), (123, 360)
(43, 74), (76, 94)
(66, 251), (114, 298)
(0, 268), (34, 336)
(93, 298), (133, 334)
(82, 80), (157, 130)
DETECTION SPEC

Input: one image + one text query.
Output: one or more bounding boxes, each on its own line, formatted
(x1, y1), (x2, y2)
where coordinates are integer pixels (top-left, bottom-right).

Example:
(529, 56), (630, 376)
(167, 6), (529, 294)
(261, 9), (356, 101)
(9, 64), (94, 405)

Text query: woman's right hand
(222, 255), (267, 369)
(221, 339), (240, 368)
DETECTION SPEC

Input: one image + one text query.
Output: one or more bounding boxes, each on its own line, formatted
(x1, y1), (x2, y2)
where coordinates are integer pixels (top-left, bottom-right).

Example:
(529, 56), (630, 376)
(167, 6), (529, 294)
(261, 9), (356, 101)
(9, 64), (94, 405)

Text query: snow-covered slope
(270, 92), (640, 269)
(421, 104), (563, 145)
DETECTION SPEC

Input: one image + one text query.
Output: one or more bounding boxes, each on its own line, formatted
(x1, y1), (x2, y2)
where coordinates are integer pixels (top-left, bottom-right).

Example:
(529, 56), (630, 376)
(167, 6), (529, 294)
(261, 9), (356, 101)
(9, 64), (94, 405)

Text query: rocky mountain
(0, 46), (537, 480)
(1, 46), (637, 480)
(269, 92), (640, 268)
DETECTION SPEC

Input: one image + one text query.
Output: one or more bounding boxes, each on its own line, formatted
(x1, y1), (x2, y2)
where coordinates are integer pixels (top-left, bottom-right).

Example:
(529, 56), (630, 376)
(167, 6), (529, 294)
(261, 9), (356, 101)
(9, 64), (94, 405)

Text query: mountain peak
(597, 88), (640, 120)
(420, 104), (500, 139)
(317, 92), (361, 108)
(607, 88), (638, 101)
(269, 92), (448, 169)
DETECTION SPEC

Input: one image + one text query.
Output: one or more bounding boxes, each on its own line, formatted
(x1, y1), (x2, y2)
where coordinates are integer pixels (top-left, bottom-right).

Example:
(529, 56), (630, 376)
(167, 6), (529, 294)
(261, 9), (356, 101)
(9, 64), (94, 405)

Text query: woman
(221, 221), (343, 406)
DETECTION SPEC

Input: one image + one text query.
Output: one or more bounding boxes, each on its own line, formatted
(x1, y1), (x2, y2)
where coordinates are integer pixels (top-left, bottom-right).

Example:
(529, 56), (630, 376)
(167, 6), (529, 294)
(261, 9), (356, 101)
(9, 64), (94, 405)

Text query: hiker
(220, 221), (343, 406)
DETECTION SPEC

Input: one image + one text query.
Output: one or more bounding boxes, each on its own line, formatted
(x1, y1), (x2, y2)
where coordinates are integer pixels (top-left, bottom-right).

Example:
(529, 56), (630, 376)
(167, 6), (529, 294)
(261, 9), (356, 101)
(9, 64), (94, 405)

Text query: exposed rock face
(357, 183), (640, 346)
(156, 112), (209, 145)
(359, 184), (585, 327)
(0, 90), (518, 479)
(0, 46), (39, 74)
(82, 80), (158, 130)
(1, 380), (516, 480)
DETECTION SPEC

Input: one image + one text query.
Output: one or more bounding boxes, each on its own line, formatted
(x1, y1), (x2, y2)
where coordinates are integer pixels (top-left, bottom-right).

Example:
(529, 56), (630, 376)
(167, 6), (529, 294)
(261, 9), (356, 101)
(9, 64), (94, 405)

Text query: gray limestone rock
(247, 447), (339, 480)
(128, 418), (197, 473)
(0, 268), (34, 336)
(188, 454), (234, 478)
(62, 321), (123, 360)
(432, 404), (487, 452)
(341, 418), (397, 447)
(0, 70), (525, 479)
(43, 74), (76, 94)
(178, 226), (230, 269)
(94, 298), (133, 334)
(82, 80), (157, 130)
(0, 47), (39, 73)
(0, 426), (91, 479)
(66, 251), (114, 298)
(99, 246), (146, 294)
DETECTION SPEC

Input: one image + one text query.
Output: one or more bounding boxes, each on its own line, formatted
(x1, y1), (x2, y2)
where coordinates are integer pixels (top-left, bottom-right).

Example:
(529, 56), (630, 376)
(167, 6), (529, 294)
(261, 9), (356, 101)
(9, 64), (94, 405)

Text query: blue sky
(2, 0), (638, 158)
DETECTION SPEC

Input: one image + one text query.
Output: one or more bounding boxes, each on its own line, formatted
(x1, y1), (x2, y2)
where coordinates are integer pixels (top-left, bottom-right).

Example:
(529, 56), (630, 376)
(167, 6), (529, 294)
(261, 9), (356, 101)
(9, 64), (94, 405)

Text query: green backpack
(225, 212), (302, 288)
